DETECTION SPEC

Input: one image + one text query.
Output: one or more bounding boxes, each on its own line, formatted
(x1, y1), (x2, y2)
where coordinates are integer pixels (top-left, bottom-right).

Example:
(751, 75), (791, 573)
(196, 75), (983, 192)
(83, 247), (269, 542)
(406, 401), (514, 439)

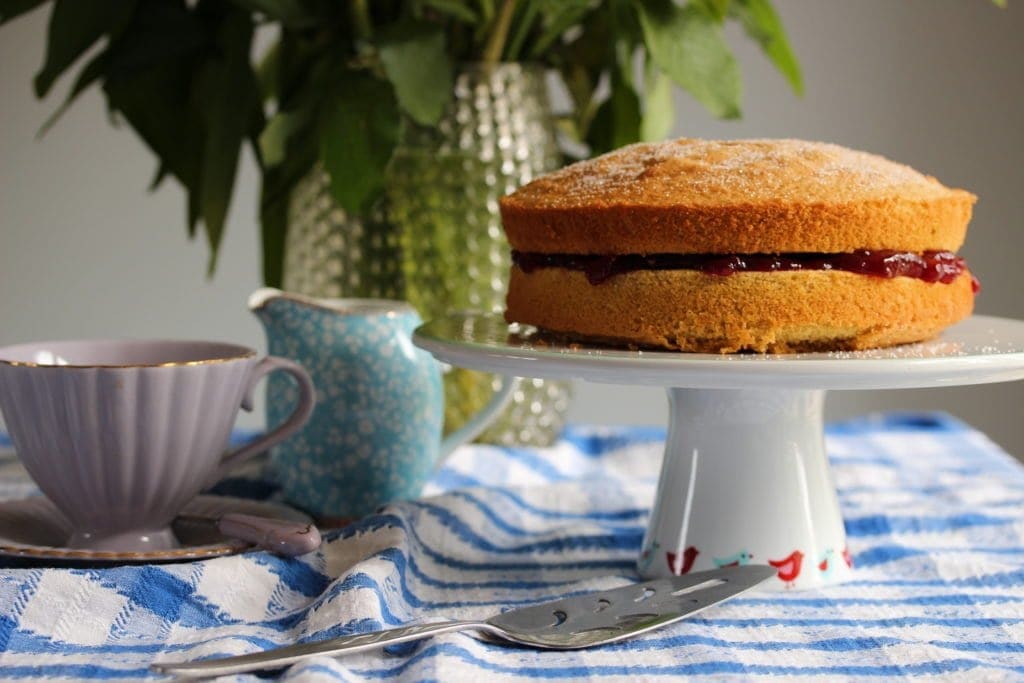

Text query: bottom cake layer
(504, 266), (976, 353)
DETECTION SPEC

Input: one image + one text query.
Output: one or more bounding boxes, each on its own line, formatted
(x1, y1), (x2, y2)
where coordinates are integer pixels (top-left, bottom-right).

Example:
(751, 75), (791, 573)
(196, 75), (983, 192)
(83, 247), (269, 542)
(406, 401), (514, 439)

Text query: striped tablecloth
(1, 413), (1023, 680)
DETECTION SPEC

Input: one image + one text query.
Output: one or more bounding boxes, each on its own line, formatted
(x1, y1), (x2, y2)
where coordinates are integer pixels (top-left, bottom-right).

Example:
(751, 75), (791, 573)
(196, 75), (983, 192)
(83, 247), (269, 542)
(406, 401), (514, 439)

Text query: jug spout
(248, 287), (286, 314)
(248, 288), (290, 331)
(249, 288), (330, 324)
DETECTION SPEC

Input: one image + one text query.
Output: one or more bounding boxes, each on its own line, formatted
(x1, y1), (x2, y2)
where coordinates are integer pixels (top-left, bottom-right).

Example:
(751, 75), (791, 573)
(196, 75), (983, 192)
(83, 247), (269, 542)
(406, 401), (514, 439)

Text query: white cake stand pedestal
(414, 315), (1024, 590)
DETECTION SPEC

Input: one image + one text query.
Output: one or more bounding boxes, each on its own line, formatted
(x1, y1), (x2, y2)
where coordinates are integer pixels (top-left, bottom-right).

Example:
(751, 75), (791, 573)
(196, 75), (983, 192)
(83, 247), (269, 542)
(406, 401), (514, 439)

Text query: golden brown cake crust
(501, 139), (976, 255)
(504, 266), (975, 353)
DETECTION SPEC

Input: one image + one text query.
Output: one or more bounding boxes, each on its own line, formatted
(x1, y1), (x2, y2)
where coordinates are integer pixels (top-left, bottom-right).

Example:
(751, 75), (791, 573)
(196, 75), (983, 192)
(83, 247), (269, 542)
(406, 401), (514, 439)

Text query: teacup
(0, 339), (315, 552)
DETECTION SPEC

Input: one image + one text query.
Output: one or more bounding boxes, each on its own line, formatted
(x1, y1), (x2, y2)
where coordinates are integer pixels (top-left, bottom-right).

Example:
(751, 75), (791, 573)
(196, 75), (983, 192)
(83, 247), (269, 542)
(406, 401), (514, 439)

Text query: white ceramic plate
(0, 495), (311, 564)
(414, 314), (1024, 390)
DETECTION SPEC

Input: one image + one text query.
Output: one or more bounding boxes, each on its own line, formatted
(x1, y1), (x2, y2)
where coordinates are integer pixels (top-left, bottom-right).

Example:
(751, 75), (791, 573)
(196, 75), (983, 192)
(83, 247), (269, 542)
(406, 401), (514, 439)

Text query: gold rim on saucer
(0, 495), (312, 564)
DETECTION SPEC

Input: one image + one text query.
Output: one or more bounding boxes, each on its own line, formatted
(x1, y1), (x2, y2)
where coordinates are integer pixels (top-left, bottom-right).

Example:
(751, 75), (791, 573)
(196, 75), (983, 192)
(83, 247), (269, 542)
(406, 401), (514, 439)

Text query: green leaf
(0, 0), (47, 25)
(991, 0), (1006, 7)
(225, 0), (318, 27)
(103, 0), (209, 81)
(34, 0), (136, 98)
(477, 0), (495, 24)
(319, 72), (401, 214)
(101, 0), (208, 229)
(37, 48), (107, 136)
(527, 0), (593, 59)
(192, 8), (260, 274)
(561, 6), (612, 69)
(271, 31), (327, 107)
(104, 65), (200, 194)
(730, 0), (802, 95)
(554, 6), (613, 142)
(256, 39), (280, 101)
(560, 60), (601, 141)
(260, 179), (289, 288)
(587, 70), (642, 156)
(636, 0), (741, 119)
(418, 0), (478, 22)
(503, 1), (537, 61)
(691, 0), (730, 22)
(613, 31), (638, 89)
(260, 108), (310, 167)
(607, 0), (645, 51)
(640, 59), (674, 141)
(260, 113), (291, 168)
(104, 58), (205, 230)
(102, 0), (261, 264)
(148, 162), (168, 191)
(377, 23), (453, 126)
(260, 112), (318, 286)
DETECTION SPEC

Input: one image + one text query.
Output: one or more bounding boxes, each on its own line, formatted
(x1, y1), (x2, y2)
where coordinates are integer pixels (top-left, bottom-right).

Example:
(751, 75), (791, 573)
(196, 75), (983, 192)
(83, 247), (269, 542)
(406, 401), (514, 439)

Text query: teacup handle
(438, 375), (519, 460)
(217, 356), (316, 479)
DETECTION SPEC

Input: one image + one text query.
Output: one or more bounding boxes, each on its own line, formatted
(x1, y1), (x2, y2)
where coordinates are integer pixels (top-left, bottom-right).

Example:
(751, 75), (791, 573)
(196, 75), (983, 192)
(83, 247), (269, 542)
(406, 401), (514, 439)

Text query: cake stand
(414, 314), (1024, 590)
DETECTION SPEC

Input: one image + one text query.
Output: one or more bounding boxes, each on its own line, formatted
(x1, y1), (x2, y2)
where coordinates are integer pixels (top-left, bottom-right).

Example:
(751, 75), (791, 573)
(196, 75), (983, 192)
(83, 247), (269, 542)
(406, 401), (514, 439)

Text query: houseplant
(3, 0), (803, 443)
(2, 0), (802, 280)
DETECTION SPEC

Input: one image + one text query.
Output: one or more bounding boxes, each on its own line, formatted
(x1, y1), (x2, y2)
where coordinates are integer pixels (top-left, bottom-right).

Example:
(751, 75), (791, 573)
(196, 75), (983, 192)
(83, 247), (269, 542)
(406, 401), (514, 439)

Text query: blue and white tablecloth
(1, 413), (1023, 680)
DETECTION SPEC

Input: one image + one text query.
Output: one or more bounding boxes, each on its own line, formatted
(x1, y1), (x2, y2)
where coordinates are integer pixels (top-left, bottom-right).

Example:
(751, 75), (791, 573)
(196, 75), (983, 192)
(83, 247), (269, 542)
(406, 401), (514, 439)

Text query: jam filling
(512, 250), (969, 286)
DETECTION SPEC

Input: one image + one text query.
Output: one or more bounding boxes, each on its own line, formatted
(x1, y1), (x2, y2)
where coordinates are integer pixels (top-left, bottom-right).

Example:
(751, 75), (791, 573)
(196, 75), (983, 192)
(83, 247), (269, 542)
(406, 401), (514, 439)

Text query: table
(1, 413), (1023, 680)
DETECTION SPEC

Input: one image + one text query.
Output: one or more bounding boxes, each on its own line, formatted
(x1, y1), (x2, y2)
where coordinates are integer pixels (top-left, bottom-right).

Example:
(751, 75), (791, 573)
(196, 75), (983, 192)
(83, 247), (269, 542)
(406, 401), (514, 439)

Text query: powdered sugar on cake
(513, 138), (955, 207)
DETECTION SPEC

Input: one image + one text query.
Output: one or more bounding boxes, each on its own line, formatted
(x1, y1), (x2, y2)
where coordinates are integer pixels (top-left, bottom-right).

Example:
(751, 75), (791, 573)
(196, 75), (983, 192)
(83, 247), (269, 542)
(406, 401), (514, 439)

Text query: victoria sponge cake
(500, 138), (977, 353)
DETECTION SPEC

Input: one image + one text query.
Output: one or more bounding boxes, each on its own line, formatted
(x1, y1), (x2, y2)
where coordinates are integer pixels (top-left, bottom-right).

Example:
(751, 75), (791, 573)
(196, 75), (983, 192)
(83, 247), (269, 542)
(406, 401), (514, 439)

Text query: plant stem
(505, 2), (537, 62)
(351, 0), (372, 41)
(482, 0), (517, 65)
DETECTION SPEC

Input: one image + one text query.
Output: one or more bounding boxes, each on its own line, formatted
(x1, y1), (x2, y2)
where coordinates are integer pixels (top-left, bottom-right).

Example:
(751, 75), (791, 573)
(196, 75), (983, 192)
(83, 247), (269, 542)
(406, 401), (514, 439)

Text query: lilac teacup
(0, 340), (315, 552)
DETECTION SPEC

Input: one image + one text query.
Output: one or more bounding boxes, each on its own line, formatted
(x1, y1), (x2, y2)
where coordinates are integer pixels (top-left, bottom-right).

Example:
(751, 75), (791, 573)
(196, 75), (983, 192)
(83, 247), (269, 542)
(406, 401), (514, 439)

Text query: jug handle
(438, 375), (518, 460)
(215, 356), (316, 480)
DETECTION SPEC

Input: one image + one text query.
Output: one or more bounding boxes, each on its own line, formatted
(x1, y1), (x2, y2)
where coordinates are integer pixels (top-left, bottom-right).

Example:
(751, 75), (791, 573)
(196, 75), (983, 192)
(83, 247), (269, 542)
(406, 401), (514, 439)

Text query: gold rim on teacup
(0, 340), (257, 369)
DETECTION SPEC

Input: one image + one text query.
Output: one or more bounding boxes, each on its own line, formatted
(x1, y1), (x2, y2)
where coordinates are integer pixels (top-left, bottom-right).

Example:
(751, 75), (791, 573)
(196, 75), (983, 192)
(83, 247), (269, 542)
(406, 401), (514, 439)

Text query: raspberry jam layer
(512, 250), (969, 286)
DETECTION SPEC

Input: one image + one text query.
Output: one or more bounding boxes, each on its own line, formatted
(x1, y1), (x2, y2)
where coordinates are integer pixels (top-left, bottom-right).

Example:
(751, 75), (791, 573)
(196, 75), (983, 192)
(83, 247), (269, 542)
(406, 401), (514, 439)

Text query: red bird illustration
(666, 546), (699, 575)
(842, 546), (854, 568)
(768, 550), (805, 587)
(817, 548), (837, 579)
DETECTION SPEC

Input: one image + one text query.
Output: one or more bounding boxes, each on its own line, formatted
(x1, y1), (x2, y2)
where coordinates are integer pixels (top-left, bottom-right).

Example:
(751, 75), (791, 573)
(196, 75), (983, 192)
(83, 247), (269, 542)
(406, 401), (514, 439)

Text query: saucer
(0, 495), (312, 564)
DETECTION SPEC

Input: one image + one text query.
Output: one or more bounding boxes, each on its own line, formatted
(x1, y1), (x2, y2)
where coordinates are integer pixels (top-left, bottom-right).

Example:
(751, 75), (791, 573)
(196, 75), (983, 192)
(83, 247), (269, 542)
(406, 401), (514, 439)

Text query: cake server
(151, 564), (773, 678)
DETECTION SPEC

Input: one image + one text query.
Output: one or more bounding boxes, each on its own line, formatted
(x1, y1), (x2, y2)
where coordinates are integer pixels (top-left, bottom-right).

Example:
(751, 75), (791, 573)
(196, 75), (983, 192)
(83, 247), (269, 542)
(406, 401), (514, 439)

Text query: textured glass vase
(283, 63), (570, 446)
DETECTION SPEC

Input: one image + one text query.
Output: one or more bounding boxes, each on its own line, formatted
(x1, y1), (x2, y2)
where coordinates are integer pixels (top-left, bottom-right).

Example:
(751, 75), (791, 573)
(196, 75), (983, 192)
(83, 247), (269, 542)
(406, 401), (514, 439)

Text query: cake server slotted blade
(152, 565), (774, 678)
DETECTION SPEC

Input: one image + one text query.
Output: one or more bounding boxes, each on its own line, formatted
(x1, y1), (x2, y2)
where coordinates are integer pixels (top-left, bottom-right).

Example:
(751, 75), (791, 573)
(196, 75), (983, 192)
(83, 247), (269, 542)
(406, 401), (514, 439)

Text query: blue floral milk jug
(249, 288), (511, 520)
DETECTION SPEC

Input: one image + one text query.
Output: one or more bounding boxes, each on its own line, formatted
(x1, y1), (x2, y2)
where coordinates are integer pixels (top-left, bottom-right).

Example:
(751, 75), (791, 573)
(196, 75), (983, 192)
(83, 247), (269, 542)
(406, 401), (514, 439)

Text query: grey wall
(2, 2), (1022, 453)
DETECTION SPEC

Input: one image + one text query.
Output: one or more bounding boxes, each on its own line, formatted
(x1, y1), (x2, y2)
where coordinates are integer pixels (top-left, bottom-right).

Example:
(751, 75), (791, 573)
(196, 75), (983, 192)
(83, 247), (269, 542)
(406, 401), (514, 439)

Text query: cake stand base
(414, 314), (1024, 593)
(638, 388), (852, 590)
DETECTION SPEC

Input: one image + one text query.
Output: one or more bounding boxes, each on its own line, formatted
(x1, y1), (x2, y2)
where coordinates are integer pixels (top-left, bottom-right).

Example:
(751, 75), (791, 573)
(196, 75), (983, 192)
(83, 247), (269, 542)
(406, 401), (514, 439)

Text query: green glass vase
(283, 63), (570, 447)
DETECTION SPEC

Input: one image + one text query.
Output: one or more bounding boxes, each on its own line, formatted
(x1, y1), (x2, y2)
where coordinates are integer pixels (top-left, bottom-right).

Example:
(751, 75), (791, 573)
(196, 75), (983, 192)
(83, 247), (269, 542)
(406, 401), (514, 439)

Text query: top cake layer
(500, 138), (976, 255)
